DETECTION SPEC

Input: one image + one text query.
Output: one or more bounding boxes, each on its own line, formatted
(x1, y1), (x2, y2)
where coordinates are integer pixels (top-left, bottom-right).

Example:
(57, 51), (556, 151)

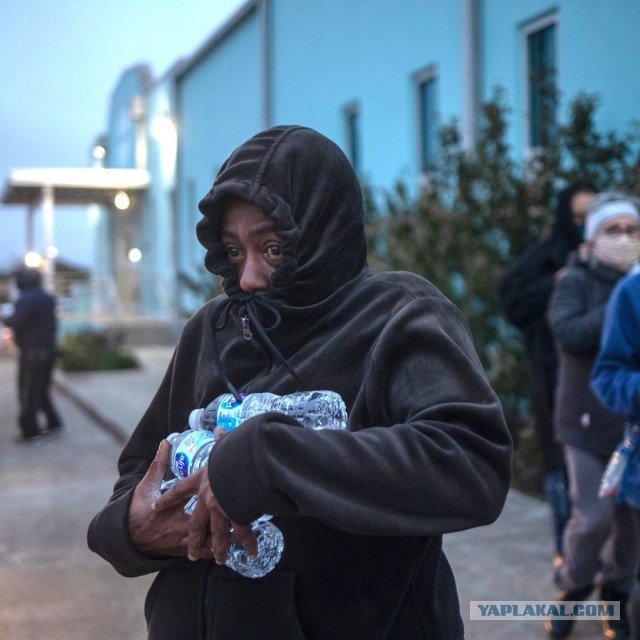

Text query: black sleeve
(208, 297), (512, 537)
(499, 240), (557, 328)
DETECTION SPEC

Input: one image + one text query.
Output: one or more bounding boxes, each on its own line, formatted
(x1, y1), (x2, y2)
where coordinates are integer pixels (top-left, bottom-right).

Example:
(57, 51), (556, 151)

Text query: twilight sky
(0, 0), (245, 271)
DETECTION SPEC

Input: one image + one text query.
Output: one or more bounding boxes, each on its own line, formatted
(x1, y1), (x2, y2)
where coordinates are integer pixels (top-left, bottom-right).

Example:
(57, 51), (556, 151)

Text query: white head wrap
(586, 199), (640, 240)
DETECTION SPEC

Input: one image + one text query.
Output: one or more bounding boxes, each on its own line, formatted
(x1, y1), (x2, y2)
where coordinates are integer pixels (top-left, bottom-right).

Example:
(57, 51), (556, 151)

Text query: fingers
(137, 440), (171, 502)
(144, 439), (170, 488)
(209, 520), (233, 565)
(152, 471), (199, 512)
(187, 496), (232, 564)
(213, 426), (228, 441)
(186, 497), (212, 561)
(232, 523), (258, 559)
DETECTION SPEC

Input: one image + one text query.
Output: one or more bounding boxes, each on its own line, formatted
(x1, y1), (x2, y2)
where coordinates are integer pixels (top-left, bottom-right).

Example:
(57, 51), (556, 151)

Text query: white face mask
(592, 235), (640, 273)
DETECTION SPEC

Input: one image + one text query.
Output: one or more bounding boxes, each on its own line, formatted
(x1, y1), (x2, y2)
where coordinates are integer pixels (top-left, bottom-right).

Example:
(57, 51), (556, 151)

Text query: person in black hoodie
(88, 125), (512, 639)
(2, 267), (62, 441)
(499, 181), (597, 563)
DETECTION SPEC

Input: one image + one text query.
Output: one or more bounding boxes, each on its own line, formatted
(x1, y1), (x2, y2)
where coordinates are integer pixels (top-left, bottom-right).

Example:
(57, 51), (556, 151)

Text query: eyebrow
(603, 223), (639, 230)
(221, 224), (278, 240)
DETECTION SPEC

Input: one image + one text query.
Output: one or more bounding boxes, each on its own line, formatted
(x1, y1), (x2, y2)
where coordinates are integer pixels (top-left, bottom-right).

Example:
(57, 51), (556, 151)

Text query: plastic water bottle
(189, 390), (347, 432)
(165, 429), (284, 578)
(167, 429), (215, 480)
(598, 426), (639, 498)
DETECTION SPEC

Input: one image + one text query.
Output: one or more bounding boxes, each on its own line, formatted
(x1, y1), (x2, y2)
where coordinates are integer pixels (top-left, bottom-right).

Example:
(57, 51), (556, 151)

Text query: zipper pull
(240, 313), (252, 340)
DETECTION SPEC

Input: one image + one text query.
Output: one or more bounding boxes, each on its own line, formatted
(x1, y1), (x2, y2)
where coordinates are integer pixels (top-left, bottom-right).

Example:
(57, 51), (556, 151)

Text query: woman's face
(221, 199), (284, 294)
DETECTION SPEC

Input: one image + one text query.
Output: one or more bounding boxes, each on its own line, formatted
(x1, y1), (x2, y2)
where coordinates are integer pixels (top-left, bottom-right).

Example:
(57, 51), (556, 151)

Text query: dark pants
(527, 355), (570, 556)
(17, 348), (61, 438)
(557, 446), (637, 593)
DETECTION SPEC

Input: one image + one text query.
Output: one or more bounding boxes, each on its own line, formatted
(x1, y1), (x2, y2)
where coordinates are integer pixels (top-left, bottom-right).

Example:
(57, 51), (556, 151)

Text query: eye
(264, 244), (282, 260)
(225, 245), (242, 260)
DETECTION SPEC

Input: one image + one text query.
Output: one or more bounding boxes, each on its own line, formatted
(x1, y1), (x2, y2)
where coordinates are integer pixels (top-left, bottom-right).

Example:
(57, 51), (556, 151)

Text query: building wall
(99, 0), (640, 321)
(175, 4), (263, 310)
(269, 0), (466, 189)
(106, 65), (151, 171)
(556, 1), (640, 133)
(140, 74), (179, 318)
(93, 65), (151, 316)
(480, 0), (640, 155)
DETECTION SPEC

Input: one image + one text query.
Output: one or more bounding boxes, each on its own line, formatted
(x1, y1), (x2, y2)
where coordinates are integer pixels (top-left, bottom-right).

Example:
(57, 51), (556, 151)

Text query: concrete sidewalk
(0, 345), (605, 639)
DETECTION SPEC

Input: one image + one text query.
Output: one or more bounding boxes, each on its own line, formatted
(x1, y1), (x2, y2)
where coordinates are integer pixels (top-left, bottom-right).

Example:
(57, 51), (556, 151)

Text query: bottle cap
(188, 408), (204, 430)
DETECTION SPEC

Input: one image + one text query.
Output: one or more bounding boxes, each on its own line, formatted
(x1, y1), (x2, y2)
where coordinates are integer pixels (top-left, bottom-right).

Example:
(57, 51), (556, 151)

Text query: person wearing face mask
(499, 181), (597, 565)
(587, 199), (640, 275)
(544, 193), (640, 640)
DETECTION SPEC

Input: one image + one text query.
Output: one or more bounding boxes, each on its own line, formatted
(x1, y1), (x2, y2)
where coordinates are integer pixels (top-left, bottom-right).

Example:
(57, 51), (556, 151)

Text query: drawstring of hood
(198, 125), (368, 399)
(210, 292), (301, 401)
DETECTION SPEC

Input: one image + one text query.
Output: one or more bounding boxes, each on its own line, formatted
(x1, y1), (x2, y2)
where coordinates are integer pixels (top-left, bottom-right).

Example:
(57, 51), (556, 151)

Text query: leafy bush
(365, 88), (640, 494)
(57, 327), (139, 372)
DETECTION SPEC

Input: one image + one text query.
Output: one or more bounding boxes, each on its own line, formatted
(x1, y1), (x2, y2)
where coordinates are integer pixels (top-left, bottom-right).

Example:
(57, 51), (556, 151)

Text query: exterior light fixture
(114, 191), (130, 210)
(92, 144), (107, 160)
(24, 252), (43, 268)
(128, 247), (142, 263)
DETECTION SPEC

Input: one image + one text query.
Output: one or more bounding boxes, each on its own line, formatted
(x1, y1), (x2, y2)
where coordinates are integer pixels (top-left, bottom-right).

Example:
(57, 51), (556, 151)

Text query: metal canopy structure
(1, 167), (149, 206)
(1, 167), (149, 292)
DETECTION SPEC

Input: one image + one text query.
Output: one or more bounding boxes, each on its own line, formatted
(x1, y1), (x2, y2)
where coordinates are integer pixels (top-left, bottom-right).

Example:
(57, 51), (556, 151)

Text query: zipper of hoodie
(239, 311), (278, 377)
(202, 566), (214, 639)
(240, 313), (252, 340)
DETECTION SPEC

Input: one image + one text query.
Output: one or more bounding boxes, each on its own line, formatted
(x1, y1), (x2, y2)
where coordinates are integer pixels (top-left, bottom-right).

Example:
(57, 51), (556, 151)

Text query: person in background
(1, 267), (62, 442)
(545, 193), (640, 640)
(592, 262), (640, 640)
(88, 125), (512, 639)
(499, 181), (597, 564)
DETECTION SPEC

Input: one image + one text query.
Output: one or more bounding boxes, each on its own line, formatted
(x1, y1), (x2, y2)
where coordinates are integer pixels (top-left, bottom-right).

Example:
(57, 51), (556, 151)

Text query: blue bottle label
(216, 395), (245, 431)
(172, 431), (215, 479)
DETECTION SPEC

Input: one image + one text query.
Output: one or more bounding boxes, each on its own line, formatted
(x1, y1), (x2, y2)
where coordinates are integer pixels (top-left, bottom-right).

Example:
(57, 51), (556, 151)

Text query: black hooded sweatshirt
(3, 268), (57, 351)
(498, 182), (596, 472)
(499, 181), (596, 356)
(88, 126), (511, 640)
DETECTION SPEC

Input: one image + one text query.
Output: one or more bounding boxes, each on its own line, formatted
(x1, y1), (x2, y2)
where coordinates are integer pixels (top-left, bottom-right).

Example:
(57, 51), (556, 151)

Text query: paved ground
(0, 345), (606, 639)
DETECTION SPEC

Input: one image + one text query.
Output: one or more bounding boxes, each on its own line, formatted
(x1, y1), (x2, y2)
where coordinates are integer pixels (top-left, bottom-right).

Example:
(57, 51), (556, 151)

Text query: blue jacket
(591, 270), (640, 508)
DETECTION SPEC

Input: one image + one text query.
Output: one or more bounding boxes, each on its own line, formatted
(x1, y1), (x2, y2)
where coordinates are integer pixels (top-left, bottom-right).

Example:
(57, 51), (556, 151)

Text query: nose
(238, 253), (272, 294)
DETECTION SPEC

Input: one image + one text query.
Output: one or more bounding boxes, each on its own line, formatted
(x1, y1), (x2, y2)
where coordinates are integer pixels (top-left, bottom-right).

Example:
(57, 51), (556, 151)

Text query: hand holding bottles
(131, 440), (214, 561)
(160, 389), (348, 578)
(152, 453), (257, 567)
(163, 428), (283, 578)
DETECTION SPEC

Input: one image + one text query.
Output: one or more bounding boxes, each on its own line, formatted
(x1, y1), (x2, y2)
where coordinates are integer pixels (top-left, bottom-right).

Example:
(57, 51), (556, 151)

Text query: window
(525, 16), (557, 148)
(415, 67), (438, 172)
(343, 102), (361, 173)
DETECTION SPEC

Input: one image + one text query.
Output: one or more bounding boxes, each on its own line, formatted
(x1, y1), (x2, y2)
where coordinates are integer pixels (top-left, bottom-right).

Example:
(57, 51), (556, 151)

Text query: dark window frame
(414, 66), (439, 174)
(524, 14), (558, 149)
(343, 101), (361, 173)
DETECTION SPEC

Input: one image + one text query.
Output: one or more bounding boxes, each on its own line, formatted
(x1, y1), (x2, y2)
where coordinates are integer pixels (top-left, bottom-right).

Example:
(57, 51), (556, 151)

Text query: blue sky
(0, 0), (245, 271)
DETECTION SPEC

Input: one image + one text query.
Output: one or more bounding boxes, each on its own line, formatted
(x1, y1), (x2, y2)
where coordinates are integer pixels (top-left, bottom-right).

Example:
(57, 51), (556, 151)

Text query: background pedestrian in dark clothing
(499, 181), (597, 562)
(2, 268), (62, 442)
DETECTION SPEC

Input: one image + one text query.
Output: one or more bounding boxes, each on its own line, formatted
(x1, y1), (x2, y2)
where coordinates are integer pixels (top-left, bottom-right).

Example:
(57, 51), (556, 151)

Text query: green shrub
(57, 327), (139, 372)
(365, 88), (640, 495)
